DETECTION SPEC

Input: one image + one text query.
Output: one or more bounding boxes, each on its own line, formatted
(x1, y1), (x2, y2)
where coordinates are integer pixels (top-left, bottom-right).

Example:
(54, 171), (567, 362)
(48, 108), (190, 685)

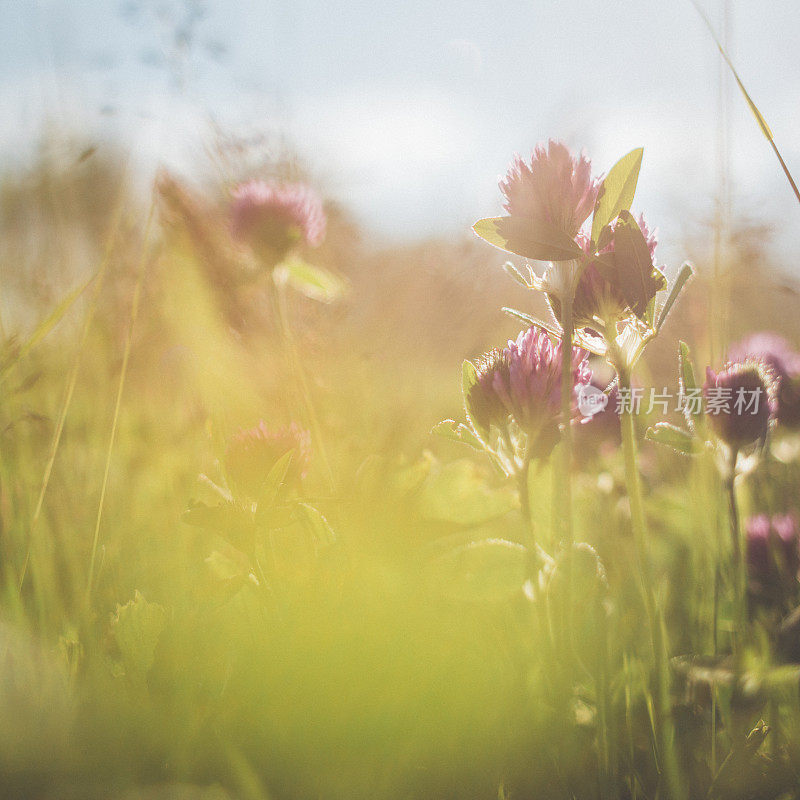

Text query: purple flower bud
(465, 349), (510, 437)
(729, 333), (800, 430)
(547, 215), (665, 330)
(225, 421), (311, 499)
(703, 361), (777, 449)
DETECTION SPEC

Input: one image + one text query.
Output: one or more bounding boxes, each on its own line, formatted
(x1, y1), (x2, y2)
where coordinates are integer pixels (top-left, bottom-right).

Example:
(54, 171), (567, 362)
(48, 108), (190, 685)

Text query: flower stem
(267, 275), (335, 492)
(559, 295), (574, 551)
(725, 448), (745, 651)
(618, 366), (651, 615)
(618, 365), (685, 799)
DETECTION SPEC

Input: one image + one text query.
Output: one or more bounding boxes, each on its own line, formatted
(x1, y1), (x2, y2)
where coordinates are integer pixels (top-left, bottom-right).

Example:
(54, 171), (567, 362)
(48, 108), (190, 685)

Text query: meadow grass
(0, 132), (799, 800)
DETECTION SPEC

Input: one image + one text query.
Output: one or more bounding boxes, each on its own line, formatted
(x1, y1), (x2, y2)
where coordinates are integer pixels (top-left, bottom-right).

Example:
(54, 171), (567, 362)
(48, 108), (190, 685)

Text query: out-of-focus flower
(225, 421), (311, 499)
(747, 513), (800, 596)
(499, 141), (601, 240)
(703, 361), (777, 449)
(729, 333), (800, 429)
(230, 180), (326, 265)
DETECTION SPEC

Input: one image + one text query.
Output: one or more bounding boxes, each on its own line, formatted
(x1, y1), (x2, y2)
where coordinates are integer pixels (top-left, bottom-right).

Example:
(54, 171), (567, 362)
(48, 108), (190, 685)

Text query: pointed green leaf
(645, 423), (699, 455)
(656, 262), (694, 331)
(591, 148), (643, 243)
(111, 591), (168, 679)
(298, 503), (336, 549)
(280, 257), (347, 303)
(432, 419), (485, 450)
(502, 260), (534, 289)
(473, 216), (584, 262)
(501, 308), (562, 338)
(419, 460), (517, 526)
(462, 359), (478, 401)
(256, 449), (295, 509)
(431, 538), (527, 603)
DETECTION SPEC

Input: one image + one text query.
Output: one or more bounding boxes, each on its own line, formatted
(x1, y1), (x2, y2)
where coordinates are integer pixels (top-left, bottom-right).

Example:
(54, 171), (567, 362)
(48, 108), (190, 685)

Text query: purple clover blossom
(465, 326), (591, 463)
(703, 361), (777, 449)
(499, 141), (601, 239)
(729, 332), (800, 429)
(484, 326), (592, 458)
(225, 421), (311, 499)
(230, 180), (326, 264)
(548, 214), (664, 330)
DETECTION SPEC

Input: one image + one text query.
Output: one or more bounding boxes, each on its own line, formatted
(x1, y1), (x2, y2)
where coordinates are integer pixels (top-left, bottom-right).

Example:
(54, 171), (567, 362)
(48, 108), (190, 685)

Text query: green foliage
(590, 147), (643, 243)
(656, 262), (694, 331)
(418, 459), (517, 526)
(645, 422), (700, 455)
(111, 591), (168, 680)
(431, 539), (527, 602)
(472, 216), (584, 261)
(279, 256), (348, 302)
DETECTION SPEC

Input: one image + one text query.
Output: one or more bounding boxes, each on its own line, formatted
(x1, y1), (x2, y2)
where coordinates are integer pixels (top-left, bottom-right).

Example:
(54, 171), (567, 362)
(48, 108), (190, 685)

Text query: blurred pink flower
(225, 421), (311, 499)
(499, 141), (600, 239)
(746, 512), (800, 593)
(230, 180), (326, 263)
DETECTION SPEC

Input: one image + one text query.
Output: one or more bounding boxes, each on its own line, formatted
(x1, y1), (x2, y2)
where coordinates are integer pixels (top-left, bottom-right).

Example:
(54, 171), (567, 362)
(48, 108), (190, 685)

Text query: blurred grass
(0, 139), (800, 798)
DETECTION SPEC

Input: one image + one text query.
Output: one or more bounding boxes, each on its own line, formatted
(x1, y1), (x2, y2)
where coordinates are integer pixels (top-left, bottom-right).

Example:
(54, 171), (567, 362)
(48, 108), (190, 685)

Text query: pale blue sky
(2, 0), (799, 266)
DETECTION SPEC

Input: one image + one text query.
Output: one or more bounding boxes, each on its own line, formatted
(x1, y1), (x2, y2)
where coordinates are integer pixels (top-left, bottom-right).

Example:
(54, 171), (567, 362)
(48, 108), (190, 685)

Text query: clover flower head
(225, 421), (311, 499)
(495, 326), (591, 460)
(230, 180), (326, 263)
(729, 332), (800, 429)
(465, 348), (510, 437)
(548, 214), (663, 331)
(703, 360), (777, 449)
(499, 141), (601, 238)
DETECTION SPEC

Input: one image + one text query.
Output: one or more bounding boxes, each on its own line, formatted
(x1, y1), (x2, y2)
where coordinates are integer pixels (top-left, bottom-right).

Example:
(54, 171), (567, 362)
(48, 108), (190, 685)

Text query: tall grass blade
(689, 0), (800, 204)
